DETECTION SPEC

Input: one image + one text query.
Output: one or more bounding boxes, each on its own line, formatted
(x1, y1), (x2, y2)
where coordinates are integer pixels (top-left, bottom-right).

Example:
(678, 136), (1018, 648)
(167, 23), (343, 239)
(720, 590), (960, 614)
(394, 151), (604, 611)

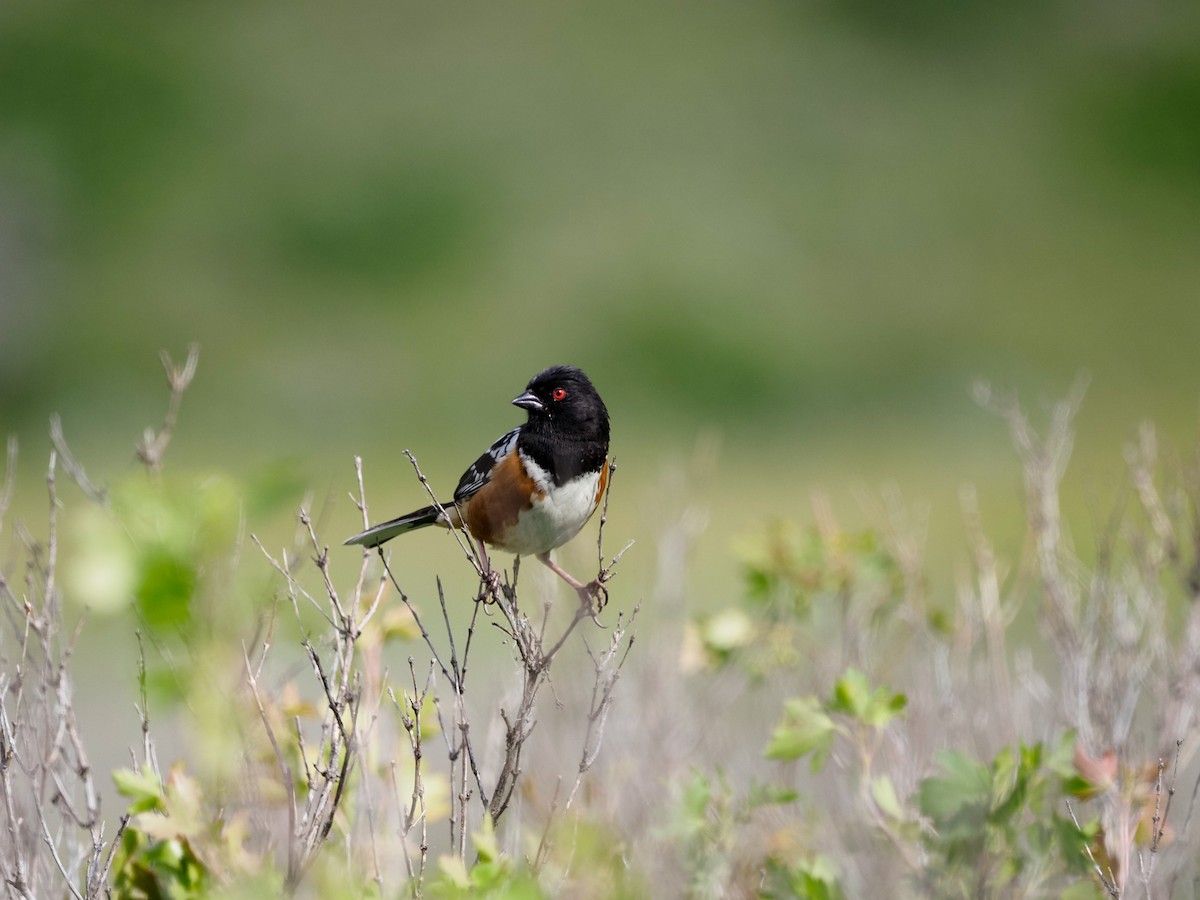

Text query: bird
(344, 365), (611, 609)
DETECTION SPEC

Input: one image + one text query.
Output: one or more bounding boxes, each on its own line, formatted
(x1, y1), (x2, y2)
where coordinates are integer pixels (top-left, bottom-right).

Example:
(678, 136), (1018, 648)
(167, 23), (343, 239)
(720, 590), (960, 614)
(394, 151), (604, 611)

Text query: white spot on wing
(454, 428), (521, 501)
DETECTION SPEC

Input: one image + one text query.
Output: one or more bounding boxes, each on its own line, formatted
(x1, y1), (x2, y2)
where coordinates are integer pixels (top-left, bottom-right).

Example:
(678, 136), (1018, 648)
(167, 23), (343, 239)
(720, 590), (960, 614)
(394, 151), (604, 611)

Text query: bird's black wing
(453, 427), (521, 503)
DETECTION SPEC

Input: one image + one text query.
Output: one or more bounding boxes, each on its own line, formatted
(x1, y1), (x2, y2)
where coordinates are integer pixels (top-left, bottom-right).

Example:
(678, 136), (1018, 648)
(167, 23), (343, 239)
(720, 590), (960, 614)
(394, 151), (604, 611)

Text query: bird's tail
(343, 505), (444, 548)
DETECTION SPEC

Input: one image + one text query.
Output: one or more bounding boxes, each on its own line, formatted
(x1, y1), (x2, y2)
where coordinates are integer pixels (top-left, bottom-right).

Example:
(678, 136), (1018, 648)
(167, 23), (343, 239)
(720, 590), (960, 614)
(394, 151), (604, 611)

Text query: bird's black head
(513, 365), (609, 440)
(512, 366), (609, 481)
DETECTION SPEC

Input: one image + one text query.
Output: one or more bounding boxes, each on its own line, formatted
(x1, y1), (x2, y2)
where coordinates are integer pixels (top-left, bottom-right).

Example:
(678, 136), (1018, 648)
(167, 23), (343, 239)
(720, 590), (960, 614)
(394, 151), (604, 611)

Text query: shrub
(2, 356), (1197, 898)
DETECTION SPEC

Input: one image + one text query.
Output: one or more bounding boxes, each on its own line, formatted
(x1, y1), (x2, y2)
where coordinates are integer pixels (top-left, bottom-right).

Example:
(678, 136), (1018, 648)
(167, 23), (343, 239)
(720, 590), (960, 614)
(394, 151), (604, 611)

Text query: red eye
(552, 387), (567, 401)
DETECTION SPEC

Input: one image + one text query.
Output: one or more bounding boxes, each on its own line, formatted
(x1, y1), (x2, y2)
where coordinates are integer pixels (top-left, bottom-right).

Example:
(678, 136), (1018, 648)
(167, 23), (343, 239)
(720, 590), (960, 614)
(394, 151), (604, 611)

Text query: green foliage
(112, 828), (208, 900)
(766, 670), (906, 770)
(916, 733), (1098, 896)
(869, 774), (906, 822)
(63, 466), (307, 784)
(427, 817), (545, 899)
(665, 769), (849, 899)
(738, 521), (899, 621)
(531, 815), (648, 899)
(13, 353), (1194, 899)
(761, 854), (846, 900)
(828, 668), (907, 728)
(65, 472), (243, 633)
(730, 503), (1113, 899)
(692, 521), (903, 676)
(663, 771), (742, 898)
(765, 697), (836, 770)
(761, 682), (1097, 896)
(918, 749), (991, 834)
(112, 767), (167, 815)
(135, 546), (198, 631)
(111, 764), (276, 899)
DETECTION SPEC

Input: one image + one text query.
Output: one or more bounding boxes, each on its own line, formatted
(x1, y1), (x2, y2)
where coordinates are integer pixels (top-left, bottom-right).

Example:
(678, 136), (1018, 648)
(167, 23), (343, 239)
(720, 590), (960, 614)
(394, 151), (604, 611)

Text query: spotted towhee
(345, 365), (610, 605)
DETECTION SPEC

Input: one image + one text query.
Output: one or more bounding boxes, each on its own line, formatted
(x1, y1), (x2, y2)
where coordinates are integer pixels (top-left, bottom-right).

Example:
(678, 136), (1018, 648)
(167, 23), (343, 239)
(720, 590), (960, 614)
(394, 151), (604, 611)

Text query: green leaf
(990, 744), (1036, 824)
(469, 860), (509, 889)
(871, 775), (905, 821)
(112, 767), (164, 814)
(829, 669), (906, 728)
(866, 690), (907, 728)
(765, 697), (836, 770)
(786, 854), (844, 900)
(435, 855), (472, 890)
(989, 746), (1019, 809)
(744, 566), (775, 600)
(135, 548), (197, 630)
(918, 750), (990, 827)
(1055, 813), (1101, 876)
(830, 669), (871, 719)
(747, 780), (800, 809)
(473, 814), (500, 864)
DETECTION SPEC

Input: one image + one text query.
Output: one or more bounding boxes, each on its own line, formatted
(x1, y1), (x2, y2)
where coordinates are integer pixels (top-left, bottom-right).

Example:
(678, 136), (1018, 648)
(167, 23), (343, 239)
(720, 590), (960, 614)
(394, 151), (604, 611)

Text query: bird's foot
(480, 568), (503, 603)
(576, 579), (609, 626)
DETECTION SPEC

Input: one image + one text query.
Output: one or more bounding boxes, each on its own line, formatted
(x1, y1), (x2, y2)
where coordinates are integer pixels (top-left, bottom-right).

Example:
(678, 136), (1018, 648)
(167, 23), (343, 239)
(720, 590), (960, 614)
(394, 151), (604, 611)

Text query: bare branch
(1067, 800), (1120, 899)
(565, 605), (639, 811)
(135, 343), (200, 474)
(48, 418), (106, 505)
(243, 642), (299, 884)
(402, 450), (483, 575)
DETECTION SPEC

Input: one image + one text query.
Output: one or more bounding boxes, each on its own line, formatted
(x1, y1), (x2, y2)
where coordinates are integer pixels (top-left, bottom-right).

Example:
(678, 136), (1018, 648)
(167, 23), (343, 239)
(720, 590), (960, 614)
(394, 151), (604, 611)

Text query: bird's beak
(512, 390), (544, 412)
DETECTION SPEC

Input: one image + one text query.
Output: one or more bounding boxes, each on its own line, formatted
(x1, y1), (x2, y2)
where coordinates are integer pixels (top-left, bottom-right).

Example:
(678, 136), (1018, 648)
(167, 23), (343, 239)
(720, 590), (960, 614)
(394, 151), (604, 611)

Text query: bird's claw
(480, 568), (503, 603)
(577, 580), (609, 626)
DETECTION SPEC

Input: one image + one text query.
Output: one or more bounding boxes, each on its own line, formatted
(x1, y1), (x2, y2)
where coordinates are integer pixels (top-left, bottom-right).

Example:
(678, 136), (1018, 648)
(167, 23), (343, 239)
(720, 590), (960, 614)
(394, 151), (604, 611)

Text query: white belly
(497, 453), (600, 556)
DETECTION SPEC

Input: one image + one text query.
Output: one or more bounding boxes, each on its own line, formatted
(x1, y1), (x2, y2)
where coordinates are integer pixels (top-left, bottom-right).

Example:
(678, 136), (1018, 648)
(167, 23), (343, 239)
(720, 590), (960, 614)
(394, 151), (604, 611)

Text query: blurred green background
(2, 0), (1200, 606)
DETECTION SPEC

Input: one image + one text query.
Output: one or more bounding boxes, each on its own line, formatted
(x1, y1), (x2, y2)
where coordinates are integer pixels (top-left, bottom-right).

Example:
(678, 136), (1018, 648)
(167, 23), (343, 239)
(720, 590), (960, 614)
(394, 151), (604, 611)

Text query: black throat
(518, 417), (609, 486)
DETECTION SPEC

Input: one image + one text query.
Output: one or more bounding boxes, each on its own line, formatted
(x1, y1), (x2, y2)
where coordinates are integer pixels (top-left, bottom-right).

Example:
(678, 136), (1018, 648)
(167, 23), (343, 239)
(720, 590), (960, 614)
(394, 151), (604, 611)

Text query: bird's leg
(477, 538), (502, 601)
(536, 552), (607, 621)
